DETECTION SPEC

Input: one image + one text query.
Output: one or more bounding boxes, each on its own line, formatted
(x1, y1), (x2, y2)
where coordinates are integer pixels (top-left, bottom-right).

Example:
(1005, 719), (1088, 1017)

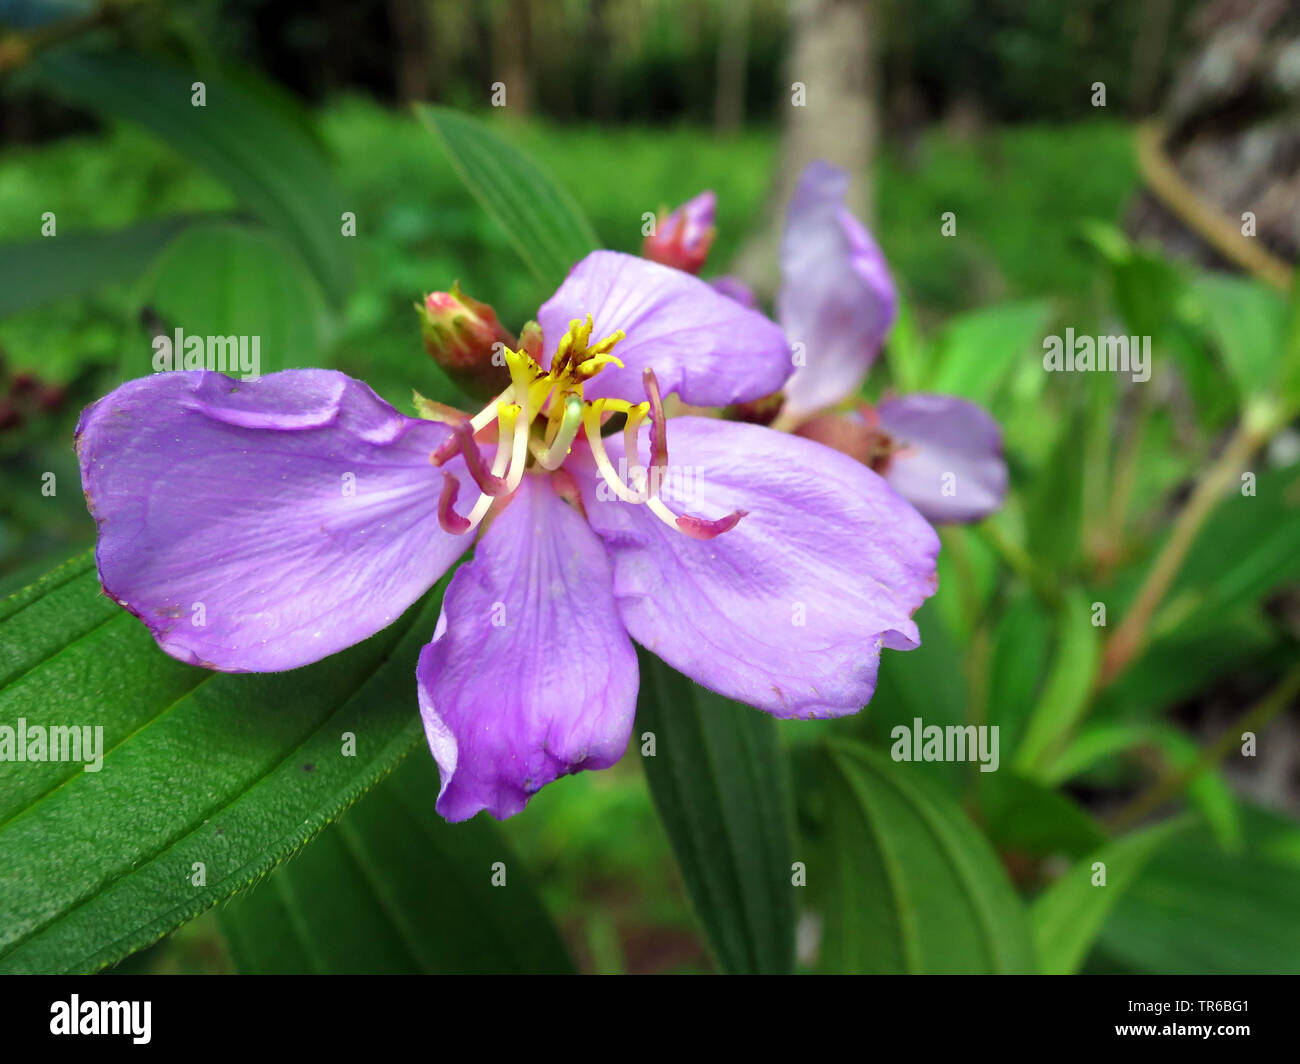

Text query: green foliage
(219, 754), (573, 974)
(30, 49), (352, 303)
(0, 65), (1296, 977)
(636, 654), (797, 975)
(0, 553), (447, 974)
(820, 741), (1036, 973)
(1031, 818), (1191, 975)
(1098, 807), (1300, 974)
(138, 222), (333, 377)
(417, 105), (600, 296)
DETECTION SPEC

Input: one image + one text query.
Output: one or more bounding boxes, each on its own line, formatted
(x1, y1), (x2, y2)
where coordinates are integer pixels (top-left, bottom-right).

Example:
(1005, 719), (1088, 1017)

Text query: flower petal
(417, 473), (638, 822)
(539, 250), (791, 406)
(875, 394), (1007, 524)
(709, 275), (760, 310)
(76, 369), (469, 671)
(575, 417), (939, 718)
(778, 161), (897, 417)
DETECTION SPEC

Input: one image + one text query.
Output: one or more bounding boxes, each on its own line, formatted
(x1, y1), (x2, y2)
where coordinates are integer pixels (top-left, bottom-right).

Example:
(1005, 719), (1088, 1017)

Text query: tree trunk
(729, 0), (878, 297)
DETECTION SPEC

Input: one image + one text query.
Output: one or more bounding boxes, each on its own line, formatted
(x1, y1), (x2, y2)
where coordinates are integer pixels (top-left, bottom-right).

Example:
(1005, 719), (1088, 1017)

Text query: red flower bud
(417, 282), (515, 398)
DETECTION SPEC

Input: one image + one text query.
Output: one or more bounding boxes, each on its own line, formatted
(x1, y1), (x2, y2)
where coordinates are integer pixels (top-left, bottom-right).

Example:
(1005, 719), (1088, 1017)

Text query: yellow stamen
(437, 313), (739, 542)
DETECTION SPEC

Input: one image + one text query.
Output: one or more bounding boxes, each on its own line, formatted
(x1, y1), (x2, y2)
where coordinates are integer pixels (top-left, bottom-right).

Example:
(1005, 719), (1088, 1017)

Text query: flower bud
(417, 283), (514, 398)
(643, 191), (717, 274)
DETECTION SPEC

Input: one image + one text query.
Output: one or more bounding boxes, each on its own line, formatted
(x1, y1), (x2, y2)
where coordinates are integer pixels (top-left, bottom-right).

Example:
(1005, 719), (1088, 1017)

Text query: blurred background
(1, 0), (1298, 974)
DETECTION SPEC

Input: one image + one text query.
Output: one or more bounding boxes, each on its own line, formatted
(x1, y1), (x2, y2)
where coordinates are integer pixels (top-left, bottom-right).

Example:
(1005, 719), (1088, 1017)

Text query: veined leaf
(821, 740), (1035, 974)
(136, 222), (332, 378)
(32, 49), (351, 303)
(0, 552), (446, 974)
(218, 753), (573, 974)
(636, 653), (796, 974)
(1031, 816), (1189, 975)
(417, 105), (600, 293)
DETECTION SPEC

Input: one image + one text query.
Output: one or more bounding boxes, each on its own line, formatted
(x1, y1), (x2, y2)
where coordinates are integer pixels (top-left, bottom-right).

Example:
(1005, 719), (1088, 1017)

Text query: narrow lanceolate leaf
(1013, 587), (1100, 776)
(218, 753), (573, 974)
(822, 740), (1036, 974)
(417, 105), (600, 292)
(33, 50), (351, 303)
(0, 214), (214, 317)
(1031, 816), (1189, 975)
(0, 552), (445, 974)
(636, 654), (796, 974)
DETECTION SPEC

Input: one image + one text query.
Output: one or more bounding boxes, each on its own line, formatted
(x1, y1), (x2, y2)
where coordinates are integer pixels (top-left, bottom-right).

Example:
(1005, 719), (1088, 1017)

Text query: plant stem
(1099, 419), (1268, 686)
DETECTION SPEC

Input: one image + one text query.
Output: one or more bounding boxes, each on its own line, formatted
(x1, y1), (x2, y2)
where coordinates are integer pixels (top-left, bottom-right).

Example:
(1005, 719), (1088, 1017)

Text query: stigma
(432, 316), (745, 540)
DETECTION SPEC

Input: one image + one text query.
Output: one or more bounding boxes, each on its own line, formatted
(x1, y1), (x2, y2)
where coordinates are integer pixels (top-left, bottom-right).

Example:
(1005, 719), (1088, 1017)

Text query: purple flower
(77, 251), (939, 821)
(775, 161), (1007, 524)
(670, 163), (1006, 525)
(643, 191), (717, 274)
(778, 162), (898, 418)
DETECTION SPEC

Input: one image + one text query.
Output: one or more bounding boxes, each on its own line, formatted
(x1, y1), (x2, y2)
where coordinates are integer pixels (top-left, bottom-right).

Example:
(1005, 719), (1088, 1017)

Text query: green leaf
(33, 49), (351, 303)
(1024, 406), (1087, 570)
(137, 222), (332, 377)
(218, 753), (573, 974)
(821, 740), (1035, 974)
(0, 552), (448, 974)
(1192, 273), (1286, 403)
(979, 772), (1105, 861)
(635, 653), (795, 974)
(1153, 461), (1300, 640)
(1047, 722), (1241, 851)
(0, 214), (213, 317)
(1030, 816), (1189, 975)
(1013, 587), (1101, 775)
(926, 299), (1053, 403)
(1098, 806), (1300, 974)
(1283, 267), (1300, 415)
(984, 589), (1051, 755)
(416, 105), (600, 293)
(882, 291), (925, 394)
(860, 602), (968, 793)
